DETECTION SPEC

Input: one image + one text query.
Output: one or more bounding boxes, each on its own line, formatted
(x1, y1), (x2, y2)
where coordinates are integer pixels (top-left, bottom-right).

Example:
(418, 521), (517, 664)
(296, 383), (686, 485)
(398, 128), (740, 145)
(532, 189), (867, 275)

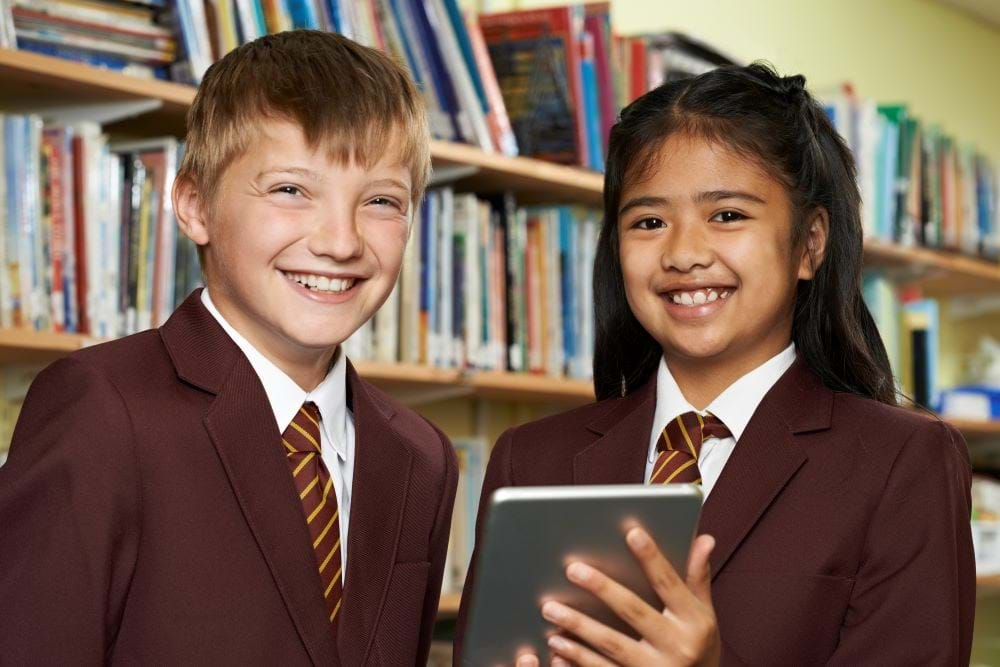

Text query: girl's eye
(634, 217), (665, 230)
(272, 185), (303, 197)
(711, 210), (747, 223)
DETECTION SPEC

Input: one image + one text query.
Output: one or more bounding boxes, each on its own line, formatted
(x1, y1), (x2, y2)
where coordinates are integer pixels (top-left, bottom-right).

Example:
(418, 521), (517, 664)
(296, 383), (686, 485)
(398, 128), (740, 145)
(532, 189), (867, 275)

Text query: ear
(797, 207), (829, 281)
(172, 174), (211, 246)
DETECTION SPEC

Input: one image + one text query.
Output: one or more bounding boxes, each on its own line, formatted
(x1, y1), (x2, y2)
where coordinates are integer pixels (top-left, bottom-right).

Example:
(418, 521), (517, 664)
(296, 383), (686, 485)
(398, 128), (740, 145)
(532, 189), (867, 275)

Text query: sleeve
(453, 425), (517, 663)
(0, 356), (142, 664)
(414, 420), (459, 667)
(827, 419), (975, 665)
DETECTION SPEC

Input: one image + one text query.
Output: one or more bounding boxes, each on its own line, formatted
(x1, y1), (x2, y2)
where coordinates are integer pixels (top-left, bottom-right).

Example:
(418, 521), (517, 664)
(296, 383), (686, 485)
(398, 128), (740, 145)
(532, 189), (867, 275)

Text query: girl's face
(617, 134), (819, 375)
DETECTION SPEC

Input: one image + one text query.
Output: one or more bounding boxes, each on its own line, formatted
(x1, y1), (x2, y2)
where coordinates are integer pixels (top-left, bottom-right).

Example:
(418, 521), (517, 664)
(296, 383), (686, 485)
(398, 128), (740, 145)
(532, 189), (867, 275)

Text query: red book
(629, 36), (647, 102)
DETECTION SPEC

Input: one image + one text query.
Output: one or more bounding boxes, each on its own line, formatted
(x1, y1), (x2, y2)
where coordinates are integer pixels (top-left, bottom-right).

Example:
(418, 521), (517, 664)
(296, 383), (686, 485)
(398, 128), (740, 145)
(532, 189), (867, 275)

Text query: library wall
(472, 0), (1000, 164)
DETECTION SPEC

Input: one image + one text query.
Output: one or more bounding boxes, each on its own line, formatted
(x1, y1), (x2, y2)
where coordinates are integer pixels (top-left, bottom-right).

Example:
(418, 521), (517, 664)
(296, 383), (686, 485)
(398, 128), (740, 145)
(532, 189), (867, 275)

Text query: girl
(455, 64), (975, 665)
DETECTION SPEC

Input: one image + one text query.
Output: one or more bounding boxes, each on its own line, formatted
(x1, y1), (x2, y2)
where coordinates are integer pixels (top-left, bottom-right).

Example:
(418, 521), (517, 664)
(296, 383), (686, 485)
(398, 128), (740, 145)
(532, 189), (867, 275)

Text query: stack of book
(1, 114), (199, 339)
(9, 0), (176, 78)
(343, 189), (600, 380)
(824, 86), (999, 262)
(168, 0), (520, 155)
(863, 275), (941, 409)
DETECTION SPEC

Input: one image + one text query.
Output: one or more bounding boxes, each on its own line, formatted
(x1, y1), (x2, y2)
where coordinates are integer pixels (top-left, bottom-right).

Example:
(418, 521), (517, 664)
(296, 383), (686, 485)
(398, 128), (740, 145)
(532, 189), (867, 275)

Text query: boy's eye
(633, 217), (665, 230)
(711, 210), (747, 223)
(272, 185), (303, 197)
(368, 196), (404, 211)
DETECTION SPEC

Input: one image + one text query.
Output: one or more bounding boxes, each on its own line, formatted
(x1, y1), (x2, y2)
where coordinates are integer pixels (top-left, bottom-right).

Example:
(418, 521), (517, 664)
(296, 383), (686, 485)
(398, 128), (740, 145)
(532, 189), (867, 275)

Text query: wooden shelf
(437, 592), (462, 615)
(0, 329), (94, 364)
(863, 238), (1000, 296)
(949, 418), (1000, 439)
(979, 575), (1000, 595)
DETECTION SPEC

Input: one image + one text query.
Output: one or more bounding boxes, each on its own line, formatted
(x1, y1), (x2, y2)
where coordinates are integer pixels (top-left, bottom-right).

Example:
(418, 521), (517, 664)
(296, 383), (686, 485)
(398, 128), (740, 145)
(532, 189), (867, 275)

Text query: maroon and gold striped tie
(282, 402), (343, 631)
(649, 411), (732, 485)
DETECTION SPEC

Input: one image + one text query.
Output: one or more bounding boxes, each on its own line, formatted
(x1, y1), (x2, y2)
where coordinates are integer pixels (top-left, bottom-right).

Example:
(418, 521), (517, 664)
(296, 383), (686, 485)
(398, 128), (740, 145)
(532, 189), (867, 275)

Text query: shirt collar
(201, 289), (348, 461)
(649, 343), (797, 459)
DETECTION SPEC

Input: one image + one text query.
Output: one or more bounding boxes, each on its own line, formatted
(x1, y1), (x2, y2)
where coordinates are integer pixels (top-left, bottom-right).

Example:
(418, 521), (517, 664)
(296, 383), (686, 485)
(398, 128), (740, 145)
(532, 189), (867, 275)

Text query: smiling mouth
(665, 287), (735, 306)
(281, 270), (357, 294)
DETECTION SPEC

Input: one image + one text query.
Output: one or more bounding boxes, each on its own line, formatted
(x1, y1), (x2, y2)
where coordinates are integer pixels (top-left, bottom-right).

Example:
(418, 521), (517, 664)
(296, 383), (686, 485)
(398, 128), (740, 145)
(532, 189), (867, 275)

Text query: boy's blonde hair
(177, 30), (431, 206)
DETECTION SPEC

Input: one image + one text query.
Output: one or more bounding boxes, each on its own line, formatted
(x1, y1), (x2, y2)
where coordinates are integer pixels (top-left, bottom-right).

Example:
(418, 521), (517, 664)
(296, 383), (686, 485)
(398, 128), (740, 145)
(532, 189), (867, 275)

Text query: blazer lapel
(700, 357), (832, 579)
(573, 377), (655, 485)
(337, 362), (413, 666)
(161, 291), (340, 666)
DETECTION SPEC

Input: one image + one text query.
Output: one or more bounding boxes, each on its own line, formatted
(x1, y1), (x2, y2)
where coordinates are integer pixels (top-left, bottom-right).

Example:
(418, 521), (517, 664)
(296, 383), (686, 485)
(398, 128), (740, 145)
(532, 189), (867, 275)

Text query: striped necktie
(649, 411), (732, 485)
(282, 402), (343, 631)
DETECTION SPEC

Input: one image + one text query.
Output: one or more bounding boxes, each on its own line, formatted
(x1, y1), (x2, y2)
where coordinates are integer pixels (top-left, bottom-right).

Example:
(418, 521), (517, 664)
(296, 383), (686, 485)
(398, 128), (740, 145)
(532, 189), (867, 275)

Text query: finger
(548, 634), (617, 667)
(550, 657), (572, 667)
(685, 534), (716, 605)
(625, 526), (692, 615)
(542, 601), (640, 665)
(515, 651), (540, 667)
(563, 560), (665, 640)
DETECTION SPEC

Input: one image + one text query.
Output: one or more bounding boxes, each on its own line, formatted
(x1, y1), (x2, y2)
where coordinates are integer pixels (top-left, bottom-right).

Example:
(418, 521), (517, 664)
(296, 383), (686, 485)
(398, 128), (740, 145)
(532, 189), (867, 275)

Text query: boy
(0, 30), (457, 666)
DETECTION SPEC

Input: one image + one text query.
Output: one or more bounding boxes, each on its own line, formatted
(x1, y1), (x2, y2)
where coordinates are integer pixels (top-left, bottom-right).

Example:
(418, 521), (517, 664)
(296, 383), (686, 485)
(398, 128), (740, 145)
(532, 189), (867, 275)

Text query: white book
(401, 201), (422, 364)
(439, 188), (455, 368)
(375, 280), (400, 363)
(0, 113), (8, 329)
(461, 196), (481, 369)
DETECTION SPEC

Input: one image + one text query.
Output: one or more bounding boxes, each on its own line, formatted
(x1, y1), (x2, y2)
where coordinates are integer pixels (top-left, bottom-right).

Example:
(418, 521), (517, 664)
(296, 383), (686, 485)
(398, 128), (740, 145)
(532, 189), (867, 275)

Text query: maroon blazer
(455, 359), (975, 665)
(0, 291), (458, 666)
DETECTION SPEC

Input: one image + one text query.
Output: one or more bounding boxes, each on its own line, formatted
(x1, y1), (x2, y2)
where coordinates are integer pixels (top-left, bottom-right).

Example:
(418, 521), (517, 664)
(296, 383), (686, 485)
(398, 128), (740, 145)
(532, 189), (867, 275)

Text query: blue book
(406, 0), (467, 142)
(419, 196), (431, 355)
(426, 191), (440, 364)
(286, 0), (320, 28)
(4, 117), (23, 325)
(558, 207), (575, 375)
(440, 0), (488, 113)
(580, 44), (603, 171)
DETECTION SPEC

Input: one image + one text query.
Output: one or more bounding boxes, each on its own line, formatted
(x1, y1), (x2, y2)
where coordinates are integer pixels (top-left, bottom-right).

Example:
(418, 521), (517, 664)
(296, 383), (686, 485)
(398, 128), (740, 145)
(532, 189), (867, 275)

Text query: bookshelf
(3, 327), (999, 443)
(1, 38), (999, 612)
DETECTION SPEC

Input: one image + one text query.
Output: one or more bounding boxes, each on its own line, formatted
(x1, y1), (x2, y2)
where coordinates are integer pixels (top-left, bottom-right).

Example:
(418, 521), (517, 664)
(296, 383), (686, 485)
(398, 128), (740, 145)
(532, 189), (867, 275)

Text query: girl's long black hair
(593, 63), (897, 405)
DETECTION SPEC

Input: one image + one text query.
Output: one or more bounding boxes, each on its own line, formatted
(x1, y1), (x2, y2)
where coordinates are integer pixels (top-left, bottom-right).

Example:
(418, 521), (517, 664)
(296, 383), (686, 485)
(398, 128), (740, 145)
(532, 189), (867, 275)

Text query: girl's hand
(541, 529), (719, 667)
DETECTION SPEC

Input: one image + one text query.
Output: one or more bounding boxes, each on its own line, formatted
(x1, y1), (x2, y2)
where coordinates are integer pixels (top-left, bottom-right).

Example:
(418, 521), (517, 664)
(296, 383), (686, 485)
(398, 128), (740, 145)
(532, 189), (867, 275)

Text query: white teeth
(668, 287), (732, 307)
(283, 271), (355, 293)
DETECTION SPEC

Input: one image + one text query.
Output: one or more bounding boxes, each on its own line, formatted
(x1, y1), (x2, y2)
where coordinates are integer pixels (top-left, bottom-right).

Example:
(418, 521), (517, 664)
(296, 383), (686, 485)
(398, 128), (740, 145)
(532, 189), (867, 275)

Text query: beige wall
(471, 0), (1000, 163)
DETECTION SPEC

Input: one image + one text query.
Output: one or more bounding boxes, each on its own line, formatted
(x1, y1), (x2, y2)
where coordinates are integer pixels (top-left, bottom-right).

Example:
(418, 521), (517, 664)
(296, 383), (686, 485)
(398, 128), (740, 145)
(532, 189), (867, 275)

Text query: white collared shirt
(202, 289), (356, 569)
(645, 343), (797, 500)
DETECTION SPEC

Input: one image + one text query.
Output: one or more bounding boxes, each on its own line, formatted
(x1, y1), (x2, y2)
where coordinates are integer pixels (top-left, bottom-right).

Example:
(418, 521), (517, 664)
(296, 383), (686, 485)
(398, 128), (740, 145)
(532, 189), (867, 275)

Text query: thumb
(686, 534), (715, 605)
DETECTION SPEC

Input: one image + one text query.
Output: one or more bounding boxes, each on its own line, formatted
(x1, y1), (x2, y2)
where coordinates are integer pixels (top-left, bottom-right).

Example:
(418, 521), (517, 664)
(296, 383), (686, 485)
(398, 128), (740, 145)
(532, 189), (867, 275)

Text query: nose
(307, 203), (364, 261)
(661, 218), (713, 273)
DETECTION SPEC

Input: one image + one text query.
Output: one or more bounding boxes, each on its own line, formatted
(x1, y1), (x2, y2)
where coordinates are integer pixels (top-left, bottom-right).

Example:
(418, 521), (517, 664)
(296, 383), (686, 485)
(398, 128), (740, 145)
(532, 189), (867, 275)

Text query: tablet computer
(462, 484), (702, 666)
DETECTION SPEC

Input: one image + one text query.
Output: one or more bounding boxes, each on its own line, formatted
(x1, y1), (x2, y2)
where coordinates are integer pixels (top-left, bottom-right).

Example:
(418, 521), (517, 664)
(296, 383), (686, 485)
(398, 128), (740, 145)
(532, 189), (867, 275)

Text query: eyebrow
(255, 166), (324, 181)
(369, 178), (411, 192)
(618, 190), (768, 216)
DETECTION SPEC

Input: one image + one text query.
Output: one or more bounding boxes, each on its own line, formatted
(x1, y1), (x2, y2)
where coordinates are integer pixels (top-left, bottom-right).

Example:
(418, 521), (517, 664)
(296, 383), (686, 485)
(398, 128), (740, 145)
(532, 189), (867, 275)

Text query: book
(478, 4), (587, 166)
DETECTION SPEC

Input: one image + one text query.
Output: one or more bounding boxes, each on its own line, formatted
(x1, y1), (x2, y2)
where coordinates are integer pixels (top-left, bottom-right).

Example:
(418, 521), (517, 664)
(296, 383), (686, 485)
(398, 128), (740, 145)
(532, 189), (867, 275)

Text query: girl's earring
(620, 374), (627, 397)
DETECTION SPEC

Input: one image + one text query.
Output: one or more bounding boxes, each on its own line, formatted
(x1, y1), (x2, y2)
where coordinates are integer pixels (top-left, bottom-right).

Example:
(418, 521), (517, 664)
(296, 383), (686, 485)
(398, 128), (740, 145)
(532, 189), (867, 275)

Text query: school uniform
(455, 347), (975, 665)
(0, 289), (458, 666)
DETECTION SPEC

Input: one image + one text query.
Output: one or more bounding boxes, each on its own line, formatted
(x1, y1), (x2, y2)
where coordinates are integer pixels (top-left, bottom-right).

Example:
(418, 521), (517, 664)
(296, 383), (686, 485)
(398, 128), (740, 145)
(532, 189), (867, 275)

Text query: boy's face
(617, 134), (820, 378)
(179, 118), (413, 372)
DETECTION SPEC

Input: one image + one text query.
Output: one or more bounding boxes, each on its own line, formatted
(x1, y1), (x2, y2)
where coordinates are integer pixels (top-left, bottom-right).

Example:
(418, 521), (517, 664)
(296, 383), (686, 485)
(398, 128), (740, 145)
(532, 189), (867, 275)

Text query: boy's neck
(208, 290), (338, 392)
(665, 340), (792, 410)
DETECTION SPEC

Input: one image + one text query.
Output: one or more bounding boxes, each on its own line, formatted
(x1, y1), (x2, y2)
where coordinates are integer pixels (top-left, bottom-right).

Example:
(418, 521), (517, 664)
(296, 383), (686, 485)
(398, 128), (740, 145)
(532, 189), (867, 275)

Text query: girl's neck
(665, 340), (792, 410)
